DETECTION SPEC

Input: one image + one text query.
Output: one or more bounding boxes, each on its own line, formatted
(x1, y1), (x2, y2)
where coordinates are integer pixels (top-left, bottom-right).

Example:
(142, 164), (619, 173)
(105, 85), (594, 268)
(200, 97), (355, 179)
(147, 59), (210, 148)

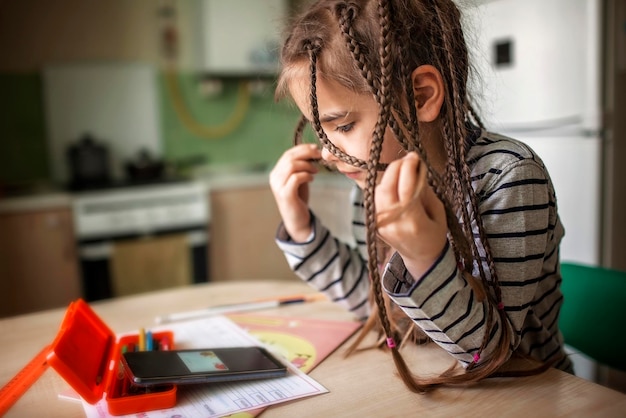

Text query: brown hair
(277, 0), (536, 392)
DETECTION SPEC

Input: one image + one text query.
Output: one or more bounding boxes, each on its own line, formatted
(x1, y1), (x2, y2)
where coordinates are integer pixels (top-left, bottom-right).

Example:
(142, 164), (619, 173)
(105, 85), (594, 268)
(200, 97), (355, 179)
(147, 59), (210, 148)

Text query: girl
(269, 0), (572, 392)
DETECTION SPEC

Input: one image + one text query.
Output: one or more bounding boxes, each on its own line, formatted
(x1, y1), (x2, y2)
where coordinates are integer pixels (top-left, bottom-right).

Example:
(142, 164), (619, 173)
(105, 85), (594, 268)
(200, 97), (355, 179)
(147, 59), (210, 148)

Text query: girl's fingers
(420, 180), (446, 223)
(377, 156), (402, 203)
(270, 145), (321, 188)
(286, 143), (322, 161)
(396, 152), (420, 202)
(377, 152), (421, 205)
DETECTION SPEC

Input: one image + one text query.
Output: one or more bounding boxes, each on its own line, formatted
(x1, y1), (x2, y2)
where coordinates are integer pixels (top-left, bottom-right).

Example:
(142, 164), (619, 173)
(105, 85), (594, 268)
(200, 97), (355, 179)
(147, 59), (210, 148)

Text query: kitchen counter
(0, 192), (73, 214)
(0, 171), (355, 316)
(194, 168), (353, 191)
(0, 171), (353, 215)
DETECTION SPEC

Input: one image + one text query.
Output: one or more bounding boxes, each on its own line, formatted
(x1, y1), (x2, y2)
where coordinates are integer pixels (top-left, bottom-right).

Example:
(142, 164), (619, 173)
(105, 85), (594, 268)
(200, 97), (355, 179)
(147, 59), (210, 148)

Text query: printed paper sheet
(82, 315), (328, 418)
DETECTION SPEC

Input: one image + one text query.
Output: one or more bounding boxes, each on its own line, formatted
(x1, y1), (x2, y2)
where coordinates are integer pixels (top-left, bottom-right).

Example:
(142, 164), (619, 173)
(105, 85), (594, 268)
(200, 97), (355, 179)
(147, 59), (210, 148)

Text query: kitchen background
(0, 0), (355, 319)
(0, 0), (299, 187)
(0, 0), (625, 387)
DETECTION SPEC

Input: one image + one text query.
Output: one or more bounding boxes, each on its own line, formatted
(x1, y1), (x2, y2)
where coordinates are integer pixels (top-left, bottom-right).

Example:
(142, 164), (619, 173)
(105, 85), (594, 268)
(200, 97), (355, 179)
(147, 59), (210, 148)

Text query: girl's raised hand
(375, 152), (448, 278)
(269, 144), (322, 242)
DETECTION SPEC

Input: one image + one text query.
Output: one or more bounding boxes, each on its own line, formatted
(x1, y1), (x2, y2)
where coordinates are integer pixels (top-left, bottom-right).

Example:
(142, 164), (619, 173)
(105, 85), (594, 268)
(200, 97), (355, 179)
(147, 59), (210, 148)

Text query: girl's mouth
(340, 170), (362, 180)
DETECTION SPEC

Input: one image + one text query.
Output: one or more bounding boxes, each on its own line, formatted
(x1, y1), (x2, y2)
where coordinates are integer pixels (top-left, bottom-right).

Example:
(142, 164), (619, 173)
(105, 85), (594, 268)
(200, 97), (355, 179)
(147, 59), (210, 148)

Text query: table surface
(2, 280), (626, 417)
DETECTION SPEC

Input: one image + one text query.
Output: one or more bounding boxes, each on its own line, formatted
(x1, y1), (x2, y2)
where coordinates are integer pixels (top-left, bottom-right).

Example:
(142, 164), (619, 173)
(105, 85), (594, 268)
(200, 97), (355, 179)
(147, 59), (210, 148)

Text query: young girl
(269, 0), (573, 391)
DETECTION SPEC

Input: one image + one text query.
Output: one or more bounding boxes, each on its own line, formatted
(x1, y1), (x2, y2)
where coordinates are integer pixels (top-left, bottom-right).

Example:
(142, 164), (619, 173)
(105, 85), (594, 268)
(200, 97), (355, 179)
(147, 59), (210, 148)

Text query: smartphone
(121, 346), (288, 386)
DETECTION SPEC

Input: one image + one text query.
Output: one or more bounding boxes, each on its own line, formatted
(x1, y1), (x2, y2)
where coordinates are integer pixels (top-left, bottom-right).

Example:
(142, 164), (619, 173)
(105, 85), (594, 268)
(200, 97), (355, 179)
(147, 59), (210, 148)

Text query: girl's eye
(335, 123), (354, 133)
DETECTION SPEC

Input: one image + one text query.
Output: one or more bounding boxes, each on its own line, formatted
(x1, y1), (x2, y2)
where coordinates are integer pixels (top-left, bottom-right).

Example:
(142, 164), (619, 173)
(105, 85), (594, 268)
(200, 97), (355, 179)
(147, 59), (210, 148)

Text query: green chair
(559, 262), (626, 372)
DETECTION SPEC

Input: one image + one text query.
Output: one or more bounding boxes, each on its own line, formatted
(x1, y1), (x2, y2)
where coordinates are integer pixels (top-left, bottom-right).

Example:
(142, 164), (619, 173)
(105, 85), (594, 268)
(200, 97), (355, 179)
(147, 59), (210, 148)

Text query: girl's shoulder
(468, 130), (538, 162)
(467, 130), (550, 190)
(467, 130), (546, 172)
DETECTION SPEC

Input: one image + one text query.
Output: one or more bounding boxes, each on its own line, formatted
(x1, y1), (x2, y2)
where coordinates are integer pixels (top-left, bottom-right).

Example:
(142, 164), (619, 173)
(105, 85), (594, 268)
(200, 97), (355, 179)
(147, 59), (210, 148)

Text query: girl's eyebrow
(320, 111), (350, 123)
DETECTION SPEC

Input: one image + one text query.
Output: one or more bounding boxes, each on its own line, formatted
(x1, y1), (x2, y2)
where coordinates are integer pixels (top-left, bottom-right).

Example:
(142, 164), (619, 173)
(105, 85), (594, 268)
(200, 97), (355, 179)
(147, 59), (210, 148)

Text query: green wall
(0, 73), (50, 184)
(0, 72), (300, 186)
(159, 74), (298, 171)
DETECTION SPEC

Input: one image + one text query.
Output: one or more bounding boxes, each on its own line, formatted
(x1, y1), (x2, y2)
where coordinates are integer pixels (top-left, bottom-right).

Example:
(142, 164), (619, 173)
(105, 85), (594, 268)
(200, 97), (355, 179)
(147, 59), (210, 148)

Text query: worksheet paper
(81, 315), (328, 418)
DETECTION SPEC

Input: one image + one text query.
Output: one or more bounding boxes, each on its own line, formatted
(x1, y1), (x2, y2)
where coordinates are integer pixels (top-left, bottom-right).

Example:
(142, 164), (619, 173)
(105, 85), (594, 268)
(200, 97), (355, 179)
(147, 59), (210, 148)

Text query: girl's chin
(343, 173), (384, 190)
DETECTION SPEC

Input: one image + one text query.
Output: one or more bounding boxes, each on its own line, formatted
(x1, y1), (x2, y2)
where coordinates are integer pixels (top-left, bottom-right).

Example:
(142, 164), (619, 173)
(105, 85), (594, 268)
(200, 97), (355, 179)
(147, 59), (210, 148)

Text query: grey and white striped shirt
(276, 131), (572, 373)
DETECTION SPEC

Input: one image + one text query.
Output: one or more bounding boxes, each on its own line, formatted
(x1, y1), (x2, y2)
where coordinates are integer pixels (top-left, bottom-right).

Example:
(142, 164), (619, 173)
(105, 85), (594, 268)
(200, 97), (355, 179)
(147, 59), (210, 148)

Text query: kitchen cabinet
(207, 175), (353, 282)
(209, 185), (297, 281)
(110, 234), (193, 297)
(0, 207), (81, 317)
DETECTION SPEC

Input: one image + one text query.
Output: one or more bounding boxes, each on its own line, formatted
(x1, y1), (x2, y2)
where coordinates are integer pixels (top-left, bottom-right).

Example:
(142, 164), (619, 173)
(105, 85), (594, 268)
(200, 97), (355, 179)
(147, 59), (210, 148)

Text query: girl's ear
(411, 65), (445, 122)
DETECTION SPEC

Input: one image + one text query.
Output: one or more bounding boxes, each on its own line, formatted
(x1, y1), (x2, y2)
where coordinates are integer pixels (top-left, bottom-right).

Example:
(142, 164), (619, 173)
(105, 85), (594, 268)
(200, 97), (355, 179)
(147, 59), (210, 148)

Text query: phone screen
(178, 350), (230, 373)
(122, 346), (287, 386)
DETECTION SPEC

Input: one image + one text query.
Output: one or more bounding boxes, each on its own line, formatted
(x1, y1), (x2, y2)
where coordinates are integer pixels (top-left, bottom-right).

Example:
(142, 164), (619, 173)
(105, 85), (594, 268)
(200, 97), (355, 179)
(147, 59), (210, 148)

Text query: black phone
(121, 346), (288, 386)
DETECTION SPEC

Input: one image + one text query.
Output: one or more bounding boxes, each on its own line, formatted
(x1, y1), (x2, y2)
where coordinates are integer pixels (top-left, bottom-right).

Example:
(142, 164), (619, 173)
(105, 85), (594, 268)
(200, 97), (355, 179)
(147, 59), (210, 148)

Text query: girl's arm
(275, 191), (371, 320)
(269, 144), (321, 242)
(381, 139), (560, 367)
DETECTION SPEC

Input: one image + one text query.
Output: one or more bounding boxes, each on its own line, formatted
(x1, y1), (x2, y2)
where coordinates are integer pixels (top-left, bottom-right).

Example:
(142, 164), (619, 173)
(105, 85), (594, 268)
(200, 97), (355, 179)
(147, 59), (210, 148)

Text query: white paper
(82, 316), (328, 418)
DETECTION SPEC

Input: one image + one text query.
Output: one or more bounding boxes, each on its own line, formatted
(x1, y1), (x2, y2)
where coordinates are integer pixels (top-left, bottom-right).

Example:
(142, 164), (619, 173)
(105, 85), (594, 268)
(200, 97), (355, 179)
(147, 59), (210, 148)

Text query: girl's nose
(321, 147), (338, 164)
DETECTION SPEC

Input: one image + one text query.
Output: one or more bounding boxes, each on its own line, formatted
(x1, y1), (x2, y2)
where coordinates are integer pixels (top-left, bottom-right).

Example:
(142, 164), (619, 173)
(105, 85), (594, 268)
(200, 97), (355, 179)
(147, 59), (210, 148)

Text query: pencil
(138, 328), (146, 351)
(154, 293), (326, 324)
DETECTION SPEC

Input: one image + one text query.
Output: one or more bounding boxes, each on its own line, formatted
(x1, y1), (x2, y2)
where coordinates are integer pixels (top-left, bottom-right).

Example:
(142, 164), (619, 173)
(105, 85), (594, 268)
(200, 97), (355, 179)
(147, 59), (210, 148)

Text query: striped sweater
(275, 131), (573, 373)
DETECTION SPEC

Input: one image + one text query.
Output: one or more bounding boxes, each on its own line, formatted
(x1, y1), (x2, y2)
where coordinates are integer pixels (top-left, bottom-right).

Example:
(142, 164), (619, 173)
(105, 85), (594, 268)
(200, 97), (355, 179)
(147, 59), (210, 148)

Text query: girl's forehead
(287, 76), (313, 118)
(282, 61), (309, 88)
(286, 66), (376, 112)
(290, 76), (377, 122)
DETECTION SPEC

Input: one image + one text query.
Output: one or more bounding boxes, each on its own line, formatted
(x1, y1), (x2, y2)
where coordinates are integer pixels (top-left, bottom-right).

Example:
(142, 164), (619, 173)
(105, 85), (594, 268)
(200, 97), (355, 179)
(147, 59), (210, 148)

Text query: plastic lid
(47, 299), (116, 404)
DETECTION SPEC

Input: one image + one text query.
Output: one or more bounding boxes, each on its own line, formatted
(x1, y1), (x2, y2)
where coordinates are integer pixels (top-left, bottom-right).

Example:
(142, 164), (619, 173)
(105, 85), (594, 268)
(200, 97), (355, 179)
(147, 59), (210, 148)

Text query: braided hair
(276, 0), (523, 392)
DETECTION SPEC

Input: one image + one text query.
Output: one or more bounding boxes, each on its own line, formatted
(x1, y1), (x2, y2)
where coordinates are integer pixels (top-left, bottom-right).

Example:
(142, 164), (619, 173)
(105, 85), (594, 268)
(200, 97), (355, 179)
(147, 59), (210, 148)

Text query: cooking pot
(125, 149), (165, 182)
(66, 134), (111, 190)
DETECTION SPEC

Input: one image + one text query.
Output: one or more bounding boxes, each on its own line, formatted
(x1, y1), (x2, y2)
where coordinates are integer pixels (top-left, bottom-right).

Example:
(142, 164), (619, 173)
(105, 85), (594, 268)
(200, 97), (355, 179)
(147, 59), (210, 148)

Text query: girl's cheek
(322, 127), (372, 162)
(339, 134), (371, 161)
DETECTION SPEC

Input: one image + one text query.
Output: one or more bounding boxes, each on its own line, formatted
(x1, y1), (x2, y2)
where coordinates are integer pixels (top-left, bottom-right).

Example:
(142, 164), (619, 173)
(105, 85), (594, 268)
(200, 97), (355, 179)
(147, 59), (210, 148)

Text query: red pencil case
(47, 299), (177, 415)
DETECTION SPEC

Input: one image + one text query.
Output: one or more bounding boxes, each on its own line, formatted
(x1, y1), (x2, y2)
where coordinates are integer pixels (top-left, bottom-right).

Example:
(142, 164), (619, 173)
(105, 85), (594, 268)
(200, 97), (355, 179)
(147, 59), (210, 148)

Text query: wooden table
(1, 281), (625, 417)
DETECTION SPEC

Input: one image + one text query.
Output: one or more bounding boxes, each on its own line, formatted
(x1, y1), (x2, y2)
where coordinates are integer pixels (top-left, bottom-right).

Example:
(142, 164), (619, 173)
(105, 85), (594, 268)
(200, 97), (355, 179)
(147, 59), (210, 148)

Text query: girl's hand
(269, 144), (322, 242)
(375, 152), (448, 277)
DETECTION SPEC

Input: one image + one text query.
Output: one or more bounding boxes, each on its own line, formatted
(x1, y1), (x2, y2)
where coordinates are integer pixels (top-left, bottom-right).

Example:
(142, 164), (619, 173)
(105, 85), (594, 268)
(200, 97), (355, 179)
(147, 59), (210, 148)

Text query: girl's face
(288, 66), (406, 189)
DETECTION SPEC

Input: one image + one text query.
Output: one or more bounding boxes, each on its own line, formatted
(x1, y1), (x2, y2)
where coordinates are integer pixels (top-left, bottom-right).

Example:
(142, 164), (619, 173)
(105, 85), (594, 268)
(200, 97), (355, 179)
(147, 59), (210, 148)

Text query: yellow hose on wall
(165, 71), (251, 139)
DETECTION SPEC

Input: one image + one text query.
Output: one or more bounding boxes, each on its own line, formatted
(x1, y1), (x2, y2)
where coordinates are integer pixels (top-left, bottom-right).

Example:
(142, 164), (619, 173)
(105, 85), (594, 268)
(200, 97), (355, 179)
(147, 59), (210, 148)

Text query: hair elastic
(497, 302), (504, 310)
(473, 352), (481, 363)
(386, 337), (397, 349)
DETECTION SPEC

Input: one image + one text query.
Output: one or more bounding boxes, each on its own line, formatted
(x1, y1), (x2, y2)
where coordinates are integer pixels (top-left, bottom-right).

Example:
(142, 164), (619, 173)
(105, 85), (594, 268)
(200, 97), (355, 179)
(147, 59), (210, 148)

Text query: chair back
(559, 262), (626, 372)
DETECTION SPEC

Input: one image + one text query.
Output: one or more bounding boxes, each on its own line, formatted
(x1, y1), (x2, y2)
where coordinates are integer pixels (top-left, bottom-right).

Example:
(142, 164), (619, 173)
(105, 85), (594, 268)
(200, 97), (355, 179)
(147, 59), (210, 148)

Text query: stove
(72, 181), (209, 301)
(73, 181), (208, 241)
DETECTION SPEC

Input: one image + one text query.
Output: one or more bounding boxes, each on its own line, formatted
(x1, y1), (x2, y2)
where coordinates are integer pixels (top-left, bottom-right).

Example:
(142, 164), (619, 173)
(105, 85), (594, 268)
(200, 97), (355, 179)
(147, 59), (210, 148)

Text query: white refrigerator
(464, 0), (613, 383)
(465, 0), (603, 266)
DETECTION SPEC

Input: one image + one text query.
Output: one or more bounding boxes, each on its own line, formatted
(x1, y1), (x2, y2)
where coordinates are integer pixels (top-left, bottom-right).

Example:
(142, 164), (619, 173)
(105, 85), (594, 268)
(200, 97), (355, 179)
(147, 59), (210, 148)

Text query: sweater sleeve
(275, 211), (371, 320)
(381, 153), (557, 368)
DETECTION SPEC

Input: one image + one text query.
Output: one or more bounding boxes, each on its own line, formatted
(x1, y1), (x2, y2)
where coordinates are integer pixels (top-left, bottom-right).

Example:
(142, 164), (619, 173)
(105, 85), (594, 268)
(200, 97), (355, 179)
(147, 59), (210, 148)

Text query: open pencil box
(47, 299), (177, 415)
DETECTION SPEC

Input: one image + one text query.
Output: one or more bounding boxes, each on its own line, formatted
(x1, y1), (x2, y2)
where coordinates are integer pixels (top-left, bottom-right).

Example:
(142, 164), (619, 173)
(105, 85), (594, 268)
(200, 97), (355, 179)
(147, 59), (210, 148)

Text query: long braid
(292, 114), (308, 146)
(365, 0), (431, 392)
(361, 0), (395, 345)
(423, 7), (473, 266)
(336, 3), (380, 96)
(344, 3), (442, 352)
(430, 0), (511, 370)
(403, 1), (477, 283)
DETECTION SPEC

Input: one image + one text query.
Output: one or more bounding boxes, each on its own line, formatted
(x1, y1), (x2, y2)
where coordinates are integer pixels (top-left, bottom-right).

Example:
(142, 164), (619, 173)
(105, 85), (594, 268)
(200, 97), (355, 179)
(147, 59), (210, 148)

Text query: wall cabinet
(0, 207), (81, 317)
(194, 0), (287, 75)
